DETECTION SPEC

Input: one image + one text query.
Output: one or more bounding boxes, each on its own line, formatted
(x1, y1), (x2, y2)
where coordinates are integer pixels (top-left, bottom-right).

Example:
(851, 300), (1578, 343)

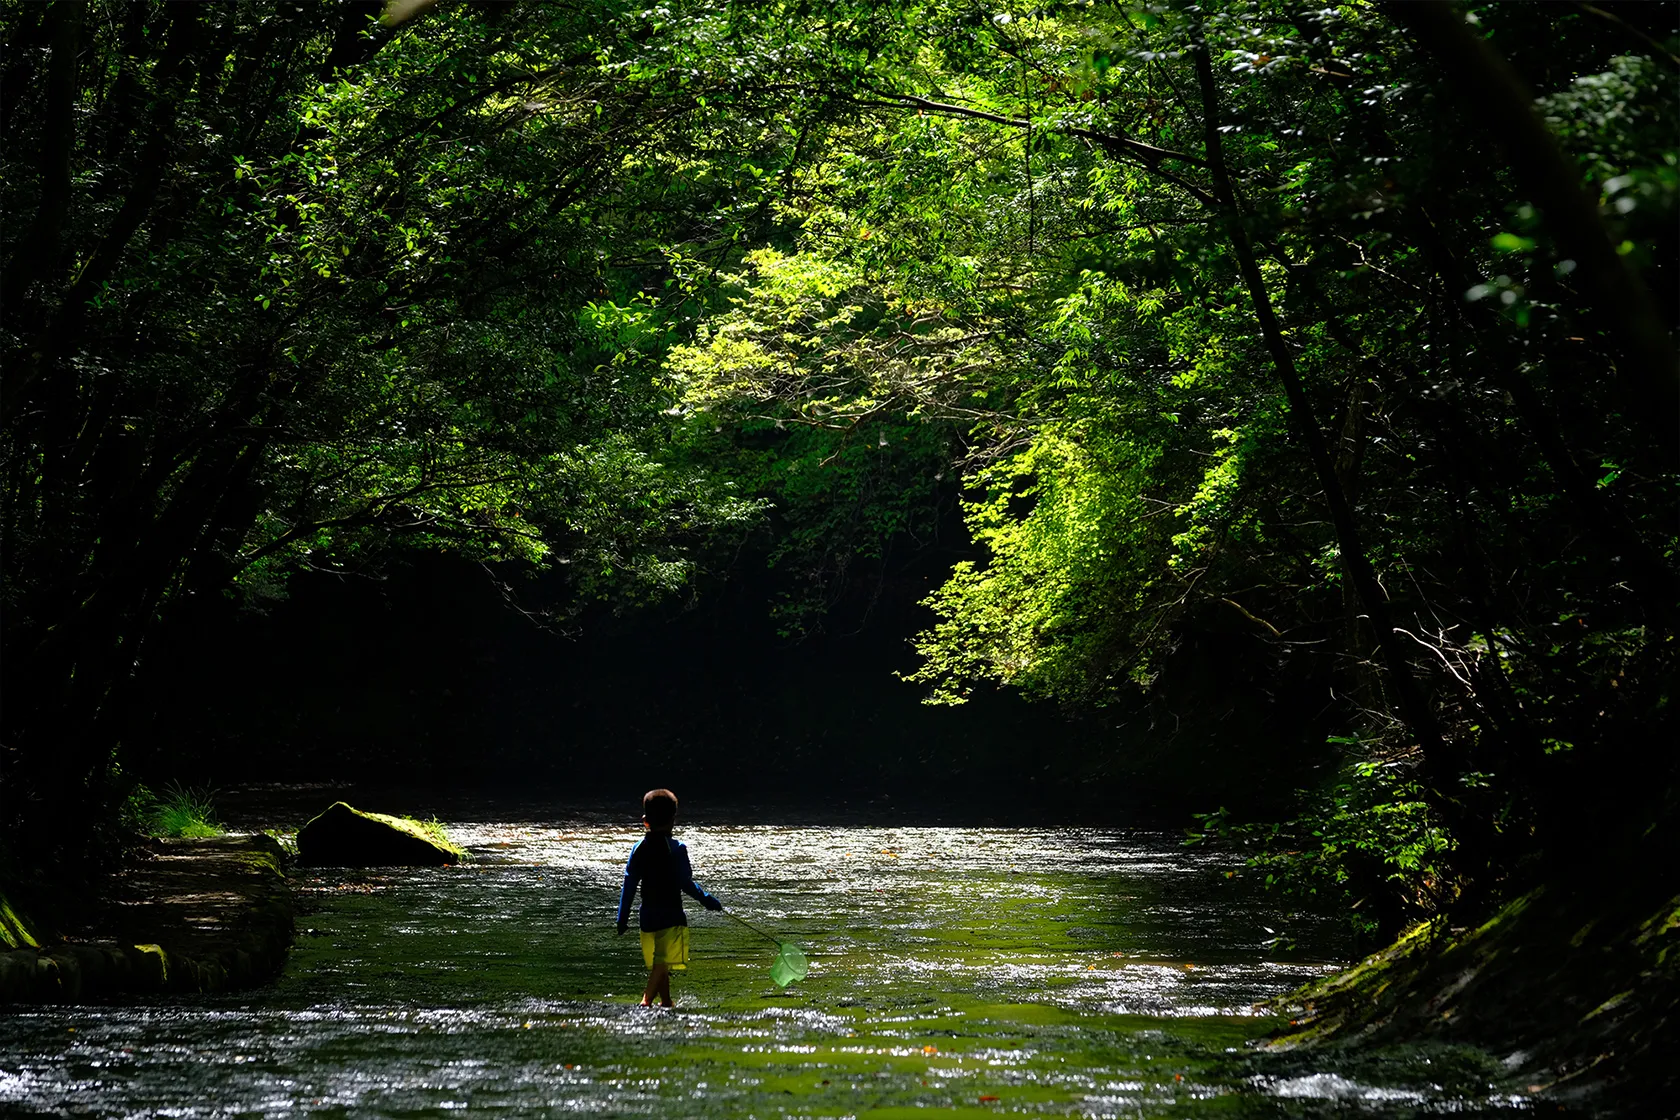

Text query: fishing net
(769, 940), (809, 988)
(725, 910), (808, 987)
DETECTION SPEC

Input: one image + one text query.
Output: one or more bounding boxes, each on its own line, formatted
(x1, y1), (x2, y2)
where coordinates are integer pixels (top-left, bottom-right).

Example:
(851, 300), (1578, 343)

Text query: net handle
(722, 908), (782, 946)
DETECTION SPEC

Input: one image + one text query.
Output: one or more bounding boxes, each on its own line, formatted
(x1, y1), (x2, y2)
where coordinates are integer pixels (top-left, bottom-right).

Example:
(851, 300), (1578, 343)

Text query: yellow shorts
(641, 925), (690, 970)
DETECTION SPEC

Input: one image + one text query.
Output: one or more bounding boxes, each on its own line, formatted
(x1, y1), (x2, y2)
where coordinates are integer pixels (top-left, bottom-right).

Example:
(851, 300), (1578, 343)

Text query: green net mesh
(769, 941), (808, 987)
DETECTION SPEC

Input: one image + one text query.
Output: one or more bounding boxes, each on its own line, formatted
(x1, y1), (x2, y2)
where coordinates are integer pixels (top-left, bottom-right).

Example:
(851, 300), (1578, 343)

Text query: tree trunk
(0, 1), (85, 316)
(1389, 0), (1679, 466)
(1403, 206), (1680, 630)
(1189, 36), (1459, 803)
(1, 5), (200, 425)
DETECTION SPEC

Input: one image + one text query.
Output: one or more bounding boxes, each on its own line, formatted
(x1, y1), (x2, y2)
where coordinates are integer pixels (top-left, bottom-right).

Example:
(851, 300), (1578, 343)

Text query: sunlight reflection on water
(0, 803), (1533, 1117)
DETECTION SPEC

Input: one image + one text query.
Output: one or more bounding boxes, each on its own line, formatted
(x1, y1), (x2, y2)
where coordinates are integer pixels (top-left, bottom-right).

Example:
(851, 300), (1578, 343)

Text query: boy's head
(642, 788), (678, 831)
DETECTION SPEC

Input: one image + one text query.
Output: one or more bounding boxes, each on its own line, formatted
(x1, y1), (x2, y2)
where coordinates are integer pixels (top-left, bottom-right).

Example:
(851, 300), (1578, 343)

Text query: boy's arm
(675, 843), (723, 911)
(616, 843), (640, 932)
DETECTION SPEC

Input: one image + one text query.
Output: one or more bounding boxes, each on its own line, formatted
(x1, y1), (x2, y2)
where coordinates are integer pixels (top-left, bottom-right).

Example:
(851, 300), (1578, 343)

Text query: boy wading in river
(616, 788), (723, 1007)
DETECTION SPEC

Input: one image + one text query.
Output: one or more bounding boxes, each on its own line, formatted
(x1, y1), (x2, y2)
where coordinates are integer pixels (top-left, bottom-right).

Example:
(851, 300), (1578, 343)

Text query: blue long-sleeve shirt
(616, 834), (715, 931)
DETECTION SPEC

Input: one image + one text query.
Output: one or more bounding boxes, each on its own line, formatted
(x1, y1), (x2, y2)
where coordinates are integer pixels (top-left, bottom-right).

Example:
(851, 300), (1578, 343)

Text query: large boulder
(296, 802), (464, 867)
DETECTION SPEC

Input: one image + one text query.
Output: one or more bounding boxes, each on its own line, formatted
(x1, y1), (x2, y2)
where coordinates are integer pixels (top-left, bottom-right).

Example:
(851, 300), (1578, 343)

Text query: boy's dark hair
(642, 788), (678, 830)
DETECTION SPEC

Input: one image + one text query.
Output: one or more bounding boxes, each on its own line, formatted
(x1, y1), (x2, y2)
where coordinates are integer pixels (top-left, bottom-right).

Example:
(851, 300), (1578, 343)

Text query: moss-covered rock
(296, 802), (465, 866)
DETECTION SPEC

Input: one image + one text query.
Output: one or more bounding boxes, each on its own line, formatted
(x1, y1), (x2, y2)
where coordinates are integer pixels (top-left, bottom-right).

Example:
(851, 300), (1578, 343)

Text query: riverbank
(1265, 873), (1679, 1113)
(0, 834), (294, 1003)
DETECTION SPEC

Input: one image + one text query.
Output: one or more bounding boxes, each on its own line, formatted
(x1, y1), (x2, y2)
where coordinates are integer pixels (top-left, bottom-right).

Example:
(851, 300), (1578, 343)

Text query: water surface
(0, 800), (1536, 1116)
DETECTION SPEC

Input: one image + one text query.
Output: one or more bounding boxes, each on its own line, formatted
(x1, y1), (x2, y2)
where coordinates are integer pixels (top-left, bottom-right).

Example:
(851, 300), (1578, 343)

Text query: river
(0, 795), (1538, 1117)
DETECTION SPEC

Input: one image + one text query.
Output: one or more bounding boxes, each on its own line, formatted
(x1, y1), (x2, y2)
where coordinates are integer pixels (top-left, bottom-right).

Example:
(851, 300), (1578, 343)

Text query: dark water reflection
(0, 794), (1535, 1117)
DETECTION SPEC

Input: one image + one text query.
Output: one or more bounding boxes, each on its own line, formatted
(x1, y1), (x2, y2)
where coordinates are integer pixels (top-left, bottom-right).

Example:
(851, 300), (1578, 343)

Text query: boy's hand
(616, 922), (628, 936)
(703, 895), (723, 911)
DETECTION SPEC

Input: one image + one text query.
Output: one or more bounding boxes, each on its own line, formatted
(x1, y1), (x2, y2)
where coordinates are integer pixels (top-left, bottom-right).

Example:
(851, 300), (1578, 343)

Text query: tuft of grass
(401, 815), (453, 849)
(0, 888), (43, 950)
(146, 782), (223, 839)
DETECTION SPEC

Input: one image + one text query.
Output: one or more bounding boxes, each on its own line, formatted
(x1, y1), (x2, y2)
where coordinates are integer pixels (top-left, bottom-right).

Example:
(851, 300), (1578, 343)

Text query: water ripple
(0, 810), (1528, 1116)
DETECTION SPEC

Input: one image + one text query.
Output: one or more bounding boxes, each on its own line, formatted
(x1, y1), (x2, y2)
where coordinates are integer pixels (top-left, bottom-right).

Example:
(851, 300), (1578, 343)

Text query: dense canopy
(3, 0), (1676, 943)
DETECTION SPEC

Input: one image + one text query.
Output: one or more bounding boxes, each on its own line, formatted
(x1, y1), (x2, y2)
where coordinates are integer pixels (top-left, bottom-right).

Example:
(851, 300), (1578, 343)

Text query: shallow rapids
(0, 801), (1537, 1116)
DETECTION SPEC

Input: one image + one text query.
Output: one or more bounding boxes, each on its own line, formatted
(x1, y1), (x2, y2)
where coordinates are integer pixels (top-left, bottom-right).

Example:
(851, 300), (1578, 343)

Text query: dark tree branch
(1389, 0), (1679, 465)
(1572, 3), (1680, 70)
(0, 2), (52, 139)
(1189, 32), (1455, 798)
(319, 1), (391, 78)
(1, 5), (201, 426)
(852, 91), (1214, 188)
(1, 0), (85, 316)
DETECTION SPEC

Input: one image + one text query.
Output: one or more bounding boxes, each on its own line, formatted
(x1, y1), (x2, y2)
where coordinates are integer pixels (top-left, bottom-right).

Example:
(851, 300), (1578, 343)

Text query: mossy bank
(0, 834), (294, 1003)
(1265, 874), (1679, 1112)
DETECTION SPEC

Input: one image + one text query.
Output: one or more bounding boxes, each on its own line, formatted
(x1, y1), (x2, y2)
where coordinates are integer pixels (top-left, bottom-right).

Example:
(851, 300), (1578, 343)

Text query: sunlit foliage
(3, 0), (1674, 931)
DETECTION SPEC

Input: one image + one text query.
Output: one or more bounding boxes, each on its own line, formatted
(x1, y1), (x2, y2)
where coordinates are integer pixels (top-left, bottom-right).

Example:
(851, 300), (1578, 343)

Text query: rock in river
(296, 802), (464, 866)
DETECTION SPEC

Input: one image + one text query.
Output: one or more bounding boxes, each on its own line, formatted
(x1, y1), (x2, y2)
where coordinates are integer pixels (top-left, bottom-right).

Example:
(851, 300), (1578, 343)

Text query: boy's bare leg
(641, 962), (669, 1007)
(657, 968), (673, 1008)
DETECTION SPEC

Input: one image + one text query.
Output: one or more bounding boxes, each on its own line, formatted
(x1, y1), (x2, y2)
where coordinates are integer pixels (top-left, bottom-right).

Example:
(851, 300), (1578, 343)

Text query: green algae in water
(0, 814), (1539, 1117)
